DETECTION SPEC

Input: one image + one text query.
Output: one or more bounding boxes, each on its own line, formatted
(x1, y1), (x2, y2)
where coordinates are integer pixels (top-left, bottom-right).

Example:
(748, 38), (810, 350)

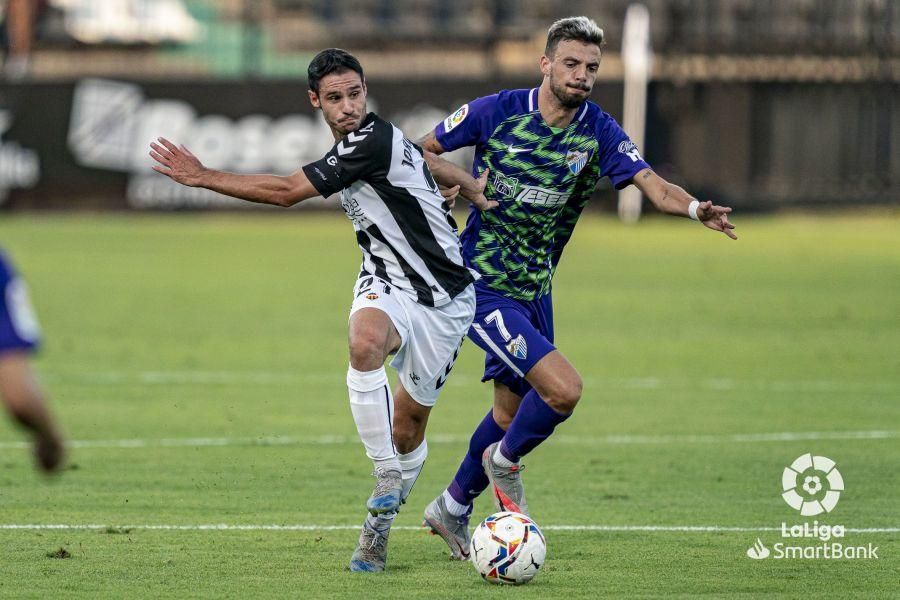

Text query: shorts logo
(505, 334), (528, 360)
(618, 140), (643, 163)
(6, 278), (41, 342)
(365, 292), (379, 301)
(409, 372), (421, 385)
(566, 150), (589, 175)
(443, 104), (469, 133)
(781, 454), (844, 516)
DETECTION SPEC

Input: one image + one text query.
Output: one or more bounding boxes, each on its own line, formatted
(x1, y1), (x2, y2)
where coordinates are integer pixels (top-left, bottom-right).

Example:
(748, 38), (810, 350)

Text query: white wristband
(688, 200), (701, 221)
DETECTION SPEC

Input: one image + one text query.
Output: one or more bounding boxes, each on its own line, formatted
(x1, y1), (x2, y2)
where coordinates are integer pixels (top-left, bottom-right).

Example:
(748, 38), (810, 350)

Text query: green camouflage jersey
(435, 88), (649, 301)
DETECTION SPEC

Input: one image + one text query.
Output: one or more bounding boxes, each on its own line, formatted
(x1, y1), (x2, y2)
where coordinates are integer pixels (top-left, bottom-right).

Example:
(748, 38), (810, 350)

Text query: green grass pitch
(0, 212), (897, 598)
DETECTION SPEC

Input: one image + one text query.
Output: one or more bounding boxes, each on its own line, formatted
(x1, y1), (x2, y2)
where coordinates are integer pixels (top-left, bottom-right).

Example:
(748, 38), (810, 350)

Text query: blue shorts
(0, 250), (41, 355)
(467, 282), (555, 398)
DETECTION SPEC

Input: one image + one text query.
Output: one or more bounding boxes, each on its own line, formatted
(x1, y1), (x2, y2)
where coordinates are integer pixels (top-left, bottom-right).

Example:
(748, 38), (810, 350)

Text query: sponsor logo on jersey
(507, 144), (529, 154)
(505, 334), (528, 360)
(493, 173), (518, 198)
(566, 150), (589, 175)
(618, 140), (643, 163)
(340, 192), (368, 227)
(443, 104), (469, 132)
(514, 185), (571, 207)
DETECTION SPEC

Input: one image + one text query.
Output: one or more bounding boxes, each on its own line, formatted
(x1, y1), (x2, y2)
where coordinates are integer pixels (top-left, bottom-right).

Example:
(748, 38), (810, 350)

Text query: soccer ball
(470, 511), (546, 585)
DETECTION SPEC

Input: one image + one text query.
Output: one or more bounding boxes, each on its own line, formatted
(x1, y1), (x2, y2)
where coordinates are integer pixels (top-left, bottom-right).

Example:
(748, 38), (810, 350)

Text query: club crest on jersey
(443, 104), (469, 132)
(505, 334), (528, 360)
(566, 150), (589, 175)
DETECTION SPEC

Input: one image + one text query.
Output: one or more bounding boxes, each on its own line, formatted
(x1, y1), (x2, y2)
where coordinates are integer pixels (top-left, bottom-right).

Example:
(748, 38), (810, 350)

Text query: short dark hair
(545, 16), (605, 57)
(307, 48), (365, 93)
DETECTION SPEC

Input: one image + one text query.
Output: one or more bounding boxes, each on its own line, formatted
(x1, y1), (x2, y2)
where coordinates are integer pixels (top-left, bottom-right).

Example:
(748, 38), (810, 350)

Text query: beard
(549, 78), (590, 109)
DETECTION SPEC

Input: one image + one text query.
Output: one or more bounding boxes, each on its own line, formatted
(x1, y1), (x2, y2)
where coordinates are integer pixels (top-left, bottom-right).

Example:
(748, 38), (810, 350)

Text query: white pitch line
(0, 430), (896, 451)
(0, 524), (897, 533)
(38, 370), (899, 393)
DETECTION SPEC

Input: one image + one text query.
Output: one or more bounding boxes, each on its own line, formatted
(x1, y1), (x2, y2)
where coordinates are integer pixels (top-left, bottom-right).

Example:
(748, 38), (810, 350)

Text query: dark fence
(3, 1), (898, 80)
(0, 78), (896, 210)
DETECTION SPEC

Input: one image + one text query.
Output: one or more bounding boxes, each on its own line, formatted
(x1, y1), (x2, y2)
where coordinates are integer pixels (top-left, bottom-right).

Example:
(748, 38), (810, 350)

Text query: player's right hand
(149, 138), (207, 187)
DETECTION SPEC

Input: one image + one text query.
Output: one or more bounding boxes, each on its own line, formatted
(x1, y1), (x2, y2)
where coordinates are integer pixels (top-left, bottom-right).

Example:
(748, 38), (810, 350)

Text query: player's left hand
(697, 201), (738, 240)
(461, 168), (499, 211)
(440, 185), (460, 209)
(149, 138), (207, 187)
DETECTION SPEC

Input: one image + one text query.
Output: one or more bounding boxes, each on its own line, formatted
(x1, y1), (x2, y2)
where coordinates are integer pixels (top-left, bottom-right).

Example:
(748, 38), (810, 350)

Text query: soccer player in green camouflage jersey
(419, 16), (736, 559)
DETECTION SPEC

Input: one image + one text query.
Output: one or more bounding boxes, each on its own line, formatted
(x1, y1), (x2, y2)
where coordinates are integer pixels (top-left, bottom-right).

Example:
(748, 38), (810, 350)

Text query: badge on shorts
(505, 334), (528, 360)
(365, 292), (379, 300)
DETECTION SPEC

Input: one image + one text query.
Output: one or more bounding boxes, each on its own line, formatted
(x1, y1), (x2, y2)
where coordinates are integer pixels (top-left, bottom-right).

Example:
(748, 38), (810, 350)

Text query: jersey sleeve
(302, 121), (389, 197)
(597, 116), (651, 190)
(434, 94), (499, 152)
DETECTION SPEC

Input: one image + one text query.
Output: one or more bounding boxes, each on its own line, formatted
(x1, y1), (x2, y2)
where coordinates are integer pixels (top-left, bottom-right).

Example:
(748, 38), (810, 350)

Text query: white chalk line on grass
(1, 524), (897, 534)
(0, 430), (896, 451)
(40, 370), (900, 393)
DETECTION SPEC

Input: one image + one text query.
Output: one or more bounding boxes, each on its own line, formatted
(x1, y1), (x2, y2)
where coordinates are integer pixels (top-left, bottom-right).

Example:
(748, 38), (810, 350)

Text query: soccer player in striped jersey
(418, 17), (736, 559)
(149, 48), (495, 572)
(0, 249), (65, 472)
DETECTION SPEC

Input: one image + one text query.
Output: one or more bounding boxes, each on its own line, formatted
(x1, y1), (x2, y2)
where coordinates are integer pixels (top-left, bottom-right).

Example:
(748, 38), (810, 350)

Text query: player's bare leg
(347, 307), (403, 515)
(392, 384), (431, 504)
(0, 353), (65, 472)
(484, 351), (582, 514)
(347, 307), (403, 572)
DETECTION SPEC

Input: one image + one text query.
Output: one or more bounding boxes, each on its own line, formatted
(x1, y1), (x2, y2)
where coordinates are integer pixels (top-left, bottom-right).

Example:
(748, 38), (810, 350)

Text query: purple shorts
(467, 282), (555, 398)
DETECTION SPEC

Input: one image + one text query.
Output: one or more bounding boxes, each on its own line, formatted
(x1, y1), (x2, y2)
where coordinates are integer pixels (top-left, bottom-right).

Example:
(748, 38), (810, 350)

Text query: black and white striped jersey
(303, 112), (475, 307)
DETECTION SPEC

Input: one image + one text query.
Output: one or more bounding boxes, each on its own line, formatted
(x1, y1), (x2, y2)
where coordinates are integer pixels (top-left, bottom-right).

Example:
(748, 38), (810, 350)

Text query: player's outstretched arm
(416, 130), (446, 155)
(423, 152), (497, 211)
(633, 168), (737, 240)
(149, 137), (319, 207)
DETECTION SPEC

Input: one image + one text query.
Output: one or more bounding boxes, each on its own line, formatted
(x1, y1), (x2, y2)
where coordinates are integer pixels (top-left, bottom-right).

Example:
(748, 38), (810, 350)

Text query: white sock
(398, 439), (428, 502)
(492, 442), (516, 468)
(366, 510), (396, 533)
(347, 365), (400, 473)
(441, 489), (471, 517)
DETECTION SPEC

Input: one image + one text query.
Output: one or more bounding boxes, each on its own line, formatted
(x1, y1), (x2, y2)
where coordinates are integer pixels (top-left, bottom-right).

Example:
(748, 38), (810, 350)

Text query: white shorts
(349, 275), (475, 407)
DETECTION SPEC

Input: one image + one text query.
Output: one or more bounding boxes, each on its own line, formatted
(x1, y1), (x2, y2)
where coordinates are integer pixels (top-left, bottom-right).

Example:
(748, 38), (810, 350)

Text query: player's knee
(491, 404), (515, 430)
(348, 333), (387, 371)
(393, 415), (425, 454)
(3, 392), (38, 430)
(544, 375), (582, 414)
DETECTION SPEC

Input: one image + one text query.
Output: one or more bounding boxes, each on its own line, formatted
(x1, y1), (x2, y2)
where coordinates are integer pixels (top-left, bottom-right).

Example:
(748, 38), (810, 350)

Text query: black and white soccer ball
(470, 511), (546, 585)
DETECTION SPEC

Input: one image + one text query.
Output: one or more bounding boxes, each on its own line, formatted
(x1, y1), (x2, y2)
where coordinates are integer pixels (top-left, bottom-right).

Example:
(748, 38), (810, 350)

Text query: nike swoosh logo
(507, 144), (529, 154)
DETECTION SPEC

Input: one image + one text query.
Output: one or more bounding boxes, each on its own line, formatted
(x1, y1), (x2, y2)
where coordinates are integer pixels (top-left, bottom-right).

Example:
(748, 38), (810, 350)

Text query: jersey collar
(530, 88), (590, 123)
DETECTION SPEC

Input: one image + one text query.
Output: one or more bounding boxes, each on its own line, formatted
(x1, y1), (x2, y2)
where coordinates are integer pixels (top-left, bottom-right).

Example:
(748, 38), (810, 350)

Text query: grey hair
(545, 16), (605, 56)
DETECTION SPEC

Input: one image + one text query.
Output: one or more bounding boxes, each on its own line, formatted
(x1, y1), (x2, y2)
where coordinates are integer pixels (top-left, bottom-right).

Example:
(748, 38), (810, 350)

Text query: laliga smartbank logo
(781, 453), (843, 515)
(745, 454), (879, 560)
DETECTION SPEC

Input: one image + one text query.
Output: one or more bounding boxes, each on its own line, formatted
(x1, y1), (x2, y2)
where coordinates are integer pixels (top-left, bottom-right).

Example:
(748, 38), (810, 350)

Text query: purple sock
(499, 389), (570, 463)
(448, 409), (506, 506)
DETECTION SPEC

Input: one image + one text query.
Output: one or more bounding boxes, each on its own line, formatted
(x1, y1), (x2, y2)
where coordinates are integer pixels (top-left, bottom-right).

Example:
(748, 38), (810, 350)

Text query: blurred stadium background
(0, 0), (898, 211)
(1, 3), (898, 595)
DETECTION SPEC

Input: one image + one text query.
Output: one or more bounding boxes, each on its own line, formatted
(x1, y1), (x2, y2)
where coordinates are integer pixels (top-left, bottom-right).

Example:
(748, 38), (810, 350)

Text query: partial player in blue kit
(0, 249), (65, 471)
(418, 16), (737, 558)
